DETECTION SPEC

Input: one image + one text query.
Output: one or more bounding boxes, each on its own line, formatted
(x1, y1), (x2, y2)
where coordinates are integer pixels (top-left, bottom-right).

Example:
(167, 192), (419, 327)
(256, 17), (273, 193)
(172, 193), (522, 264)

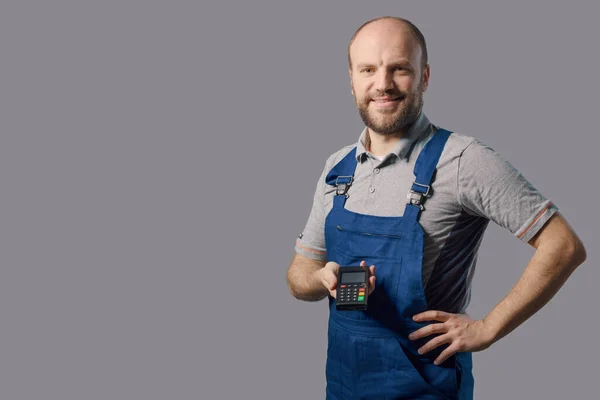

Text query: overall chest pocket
(333, 224), (407, 260)
(332, 224), (407, 318)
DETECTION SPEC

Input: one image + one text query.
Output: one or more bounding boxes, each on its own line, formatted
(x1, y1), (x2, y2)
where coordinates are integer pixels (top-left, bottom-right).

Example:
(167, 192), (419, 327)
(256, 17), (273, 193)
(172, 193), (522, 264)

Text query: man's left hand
(409, 311), (496, 365)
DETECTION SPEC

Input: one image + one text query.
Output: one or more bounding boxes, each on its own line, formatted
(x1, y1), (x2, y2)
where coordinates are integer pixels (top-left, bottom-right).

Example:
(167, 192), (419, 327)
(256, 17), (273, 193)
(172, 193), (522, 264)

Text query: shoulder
(446, 131), (525, 193)
(438, 129), (506, 167)
(322, 143), (356, 174)
(442, 130), (479, 156)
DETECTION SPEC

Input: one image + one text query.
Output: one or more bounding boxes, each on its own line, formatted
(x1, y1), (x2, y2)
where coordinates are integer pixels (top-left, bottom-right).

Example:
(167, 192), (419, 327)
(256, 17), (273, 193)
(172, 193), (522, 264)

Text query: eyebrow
(355, 60), (412, 69)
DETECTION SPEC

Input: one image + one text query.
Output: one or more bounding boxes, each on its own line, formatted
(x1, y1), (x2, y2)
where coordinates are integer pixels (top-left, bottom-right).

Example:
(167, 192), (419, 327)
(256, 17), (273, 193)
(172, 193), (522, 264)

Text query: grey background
(0, 0), (596, 399)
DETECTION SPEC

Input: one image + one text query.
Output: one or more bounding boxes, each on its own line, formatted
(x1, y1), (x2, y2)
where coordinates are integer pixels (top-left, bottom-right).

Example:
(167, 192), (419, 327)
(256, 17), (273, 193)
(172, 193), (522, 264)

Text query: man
(286, 16), (586, 400)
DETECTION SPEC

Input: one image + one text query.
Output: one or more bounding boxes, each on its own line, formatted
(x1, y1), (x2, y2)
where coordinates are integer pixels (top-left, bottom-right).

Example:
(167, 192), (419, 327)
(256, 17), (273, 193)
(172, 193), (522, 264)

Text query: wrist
(311, 268), (329, 295)
(480, 317), (501, 346)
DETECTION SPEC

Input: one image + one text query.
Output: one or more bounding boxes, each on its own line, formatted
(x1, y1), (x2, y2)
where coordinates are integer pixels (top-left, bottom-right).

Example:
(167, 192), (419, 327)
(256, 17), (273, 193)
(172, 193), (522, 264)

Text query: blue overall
(324, 129), (474, 399)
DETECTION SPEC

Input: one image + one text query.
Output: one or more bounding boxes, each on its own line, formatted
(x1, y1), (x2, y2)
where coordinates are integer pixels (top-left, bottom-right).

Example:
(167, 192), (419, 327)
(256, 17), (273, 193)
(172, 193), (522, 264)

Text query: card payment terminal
(335, 265), (369, 311)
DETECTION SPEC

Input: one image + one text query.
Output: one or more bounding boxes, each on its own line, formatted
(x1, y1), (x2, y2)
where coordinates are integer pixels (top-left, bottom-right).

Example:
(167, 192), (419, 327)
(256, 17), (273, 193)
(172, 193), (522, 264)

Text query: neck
(366, 111), (423, 156)
(366, 129), (405, 157)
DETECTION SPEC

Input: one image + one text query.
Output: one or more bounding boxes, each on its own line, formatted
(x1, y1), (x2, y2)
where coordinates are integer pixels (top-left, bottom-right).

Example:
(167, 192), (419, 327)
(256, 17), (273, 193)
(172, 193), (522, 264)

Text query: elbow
(566, 235), (587, 269)
(288, 280), (309, 301)
(287, 281), (300, 299)
(286, 267), (301, 299)
(574, 238), (587, 266)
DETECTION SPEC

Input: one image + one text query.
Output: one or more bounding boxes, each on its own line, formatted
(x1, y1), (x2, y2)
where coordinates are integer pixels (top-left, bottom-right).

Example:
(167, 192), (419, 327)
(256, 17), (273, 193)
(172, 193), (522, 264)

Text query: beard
(356, 84), (424, 135)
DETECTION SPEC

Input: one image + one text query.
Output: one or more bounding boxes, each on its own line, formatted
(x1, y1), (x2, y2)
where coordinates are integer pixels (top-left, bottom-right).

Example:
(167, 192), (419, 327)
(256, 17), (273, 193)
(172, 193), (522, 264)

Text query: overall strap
(325, 147), (357, 208)
(404, 128), (453, 221)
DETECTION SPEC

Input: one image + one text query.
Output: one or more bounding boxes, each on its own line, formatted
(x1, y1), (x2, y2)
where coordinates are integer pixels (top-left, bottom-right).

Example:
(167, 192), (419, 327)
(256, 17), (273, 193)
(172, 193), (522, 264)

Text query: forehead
(350, 21), (421, 66)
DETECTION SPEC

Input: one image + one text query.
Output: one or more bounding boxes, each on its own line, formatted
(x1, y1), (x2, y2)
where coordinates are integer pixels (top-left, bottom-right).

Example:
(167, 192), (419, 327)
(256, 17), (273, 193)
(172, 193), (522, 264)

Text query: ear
(349, 68), (355, 96)
(421, 64), (431, 92)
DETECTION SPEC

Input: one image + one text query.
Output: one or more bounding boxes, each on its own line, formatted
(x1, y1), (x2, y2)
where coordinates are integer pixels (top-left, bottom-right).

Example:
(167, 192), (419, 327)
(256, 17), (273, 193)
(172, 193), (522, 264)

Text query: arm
(287, 154), (332, 302)
(482, 211), (586, 343)
(288, 148), (377, 302)
(409, 139), (587, 364)
(286, 252), (328, 301)
(411, 212), (586, 364)
(287, 253), (377, 302)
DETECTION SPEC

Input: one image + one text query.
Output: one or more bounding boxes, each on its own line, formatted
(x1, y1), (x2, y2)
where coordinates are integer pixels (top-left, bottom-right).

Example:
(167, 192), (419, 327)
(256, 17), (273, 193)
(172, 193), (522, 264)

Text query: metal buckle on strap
(335, 176), (353, 196)
(406, 191), (425, 210)
(412, 182), (431, 197)
(406, 183), (431, 210)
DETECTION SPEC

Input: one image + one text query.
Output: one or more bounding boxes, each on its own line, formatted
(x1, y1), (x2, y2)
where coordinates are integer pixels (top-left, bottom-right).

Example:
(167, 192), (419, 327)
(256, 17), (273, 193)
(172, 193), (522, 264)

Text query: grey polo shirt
(295, 112), (558, 313)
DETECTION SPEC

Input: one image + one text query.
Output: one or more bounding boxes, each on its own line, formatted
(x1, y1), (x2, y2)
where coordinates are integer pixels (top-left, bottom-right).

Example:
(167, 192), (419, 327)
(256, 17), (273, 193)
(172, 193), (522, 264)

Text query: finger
(321, 270), (337, 292)
(368, 276), (376, 295)
(330, 272), (338, 288)
(369, 265), (375, 277)
(413, 310), (453, 323)
(360, 260), (367, 266)
(330, 288), (337, 299)
(327, 262), (340, 275)
(434, 343), (459, 365)
(408, 323), (447, 340)
(328, 276), (337, 291)
(418, 333), (451, 355)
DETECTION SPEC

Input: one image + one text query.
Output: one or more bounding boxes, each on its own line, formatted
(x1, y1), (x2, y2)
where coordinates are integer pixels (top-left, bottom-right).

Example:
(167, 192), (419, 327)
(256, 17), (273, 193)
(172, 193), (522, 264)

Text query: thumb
(329, 264), (340, 290)
(321, 263), (338, 290)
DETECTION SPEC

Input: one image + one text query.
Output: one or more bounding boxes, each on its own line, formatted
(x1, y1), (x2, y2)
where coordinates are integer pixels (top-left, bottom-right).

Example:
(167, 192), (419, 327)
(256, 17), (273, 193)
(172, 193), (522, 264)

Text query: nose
(374, 69), (394, 92)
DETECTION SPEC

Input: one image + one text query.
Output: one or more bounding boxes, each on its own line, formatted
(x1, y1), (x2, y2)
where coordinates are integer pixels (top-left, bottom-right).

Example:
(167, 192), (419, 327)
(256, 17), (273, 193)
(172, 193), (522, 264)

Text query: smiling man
(286, 16), (586, 400)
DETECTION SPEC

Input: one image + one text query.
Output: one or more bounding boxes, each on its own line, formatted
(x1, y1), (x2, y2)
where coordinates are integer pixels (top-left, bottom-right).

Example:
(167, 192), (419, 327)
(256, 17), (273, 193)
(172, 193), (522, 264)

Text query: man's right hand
(317, 260), (376, 299)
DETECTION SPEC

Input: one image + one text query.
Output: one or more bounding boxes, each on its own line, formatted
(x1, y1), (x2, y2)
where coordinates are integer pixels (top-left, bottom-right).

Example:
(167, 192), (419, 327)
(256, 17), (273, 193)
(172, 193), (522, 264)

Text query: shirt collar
(355, 111), (433, 163)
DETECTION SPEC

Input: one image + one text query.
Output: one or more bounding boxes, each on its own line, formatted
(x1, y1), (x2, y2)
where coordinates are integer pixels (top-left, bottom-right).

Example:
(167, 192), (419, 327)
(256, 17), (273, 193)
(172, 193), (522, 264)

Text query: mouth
(370, 96), (403, 107)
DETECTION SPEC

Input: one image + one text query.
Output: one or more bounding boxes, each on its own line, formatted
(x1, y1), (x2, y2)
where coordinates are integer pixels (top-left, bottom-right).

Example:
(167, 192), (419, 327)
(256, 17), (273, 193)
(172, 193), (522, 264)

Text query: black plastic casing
(335, 265), (369, 311)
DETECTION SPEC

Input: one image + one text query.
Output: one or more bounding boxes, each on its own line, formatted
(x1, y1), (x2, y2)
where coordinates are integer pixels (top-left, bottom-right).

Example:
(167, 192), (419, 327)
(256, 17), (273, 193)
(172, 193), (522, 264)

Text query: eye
(360, 67), (373, 73)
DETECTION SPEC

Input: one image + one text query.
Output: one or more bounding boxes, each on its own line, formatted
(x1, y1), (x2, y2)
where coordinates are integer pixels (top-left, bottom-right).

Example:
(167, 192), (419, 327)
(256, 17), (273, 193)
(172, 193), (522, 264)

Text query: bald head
(347, 16), (430, 136)
(348, 17), (428, 70)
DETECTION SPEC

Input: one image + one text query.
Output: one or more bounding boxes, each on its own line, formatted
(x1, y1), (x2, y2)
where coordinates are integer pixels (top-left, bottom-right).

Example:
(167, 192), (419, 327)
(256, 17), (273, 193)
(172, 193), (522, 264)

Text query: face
(349, 21), (430, 135)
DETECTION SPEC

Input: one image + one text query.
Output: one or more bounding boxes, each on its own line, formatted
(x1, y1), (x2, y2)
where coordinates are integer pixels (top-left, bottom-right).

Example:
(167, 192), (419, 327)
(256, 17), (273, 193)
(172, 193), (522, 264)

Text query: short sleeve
(457, 139), (558, 243)
(294, 161), (329, 261)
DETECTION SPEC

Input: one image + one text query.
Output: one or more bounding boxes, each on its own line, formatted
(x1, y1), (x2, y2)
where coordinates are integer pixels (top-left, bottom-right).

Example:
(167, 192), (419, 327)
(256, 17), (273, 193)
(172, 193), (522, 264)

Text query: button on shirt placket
(369, 160), (382, 195)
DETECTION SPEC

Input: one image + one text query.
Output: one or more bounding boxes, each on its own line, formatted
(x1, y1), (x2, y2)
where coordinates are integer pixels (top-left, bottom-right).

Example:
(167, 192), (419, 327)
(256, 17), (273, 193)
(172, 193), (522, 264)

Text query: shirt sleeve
(457, 138), (559, 243)
(294, 160), (330, 262)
